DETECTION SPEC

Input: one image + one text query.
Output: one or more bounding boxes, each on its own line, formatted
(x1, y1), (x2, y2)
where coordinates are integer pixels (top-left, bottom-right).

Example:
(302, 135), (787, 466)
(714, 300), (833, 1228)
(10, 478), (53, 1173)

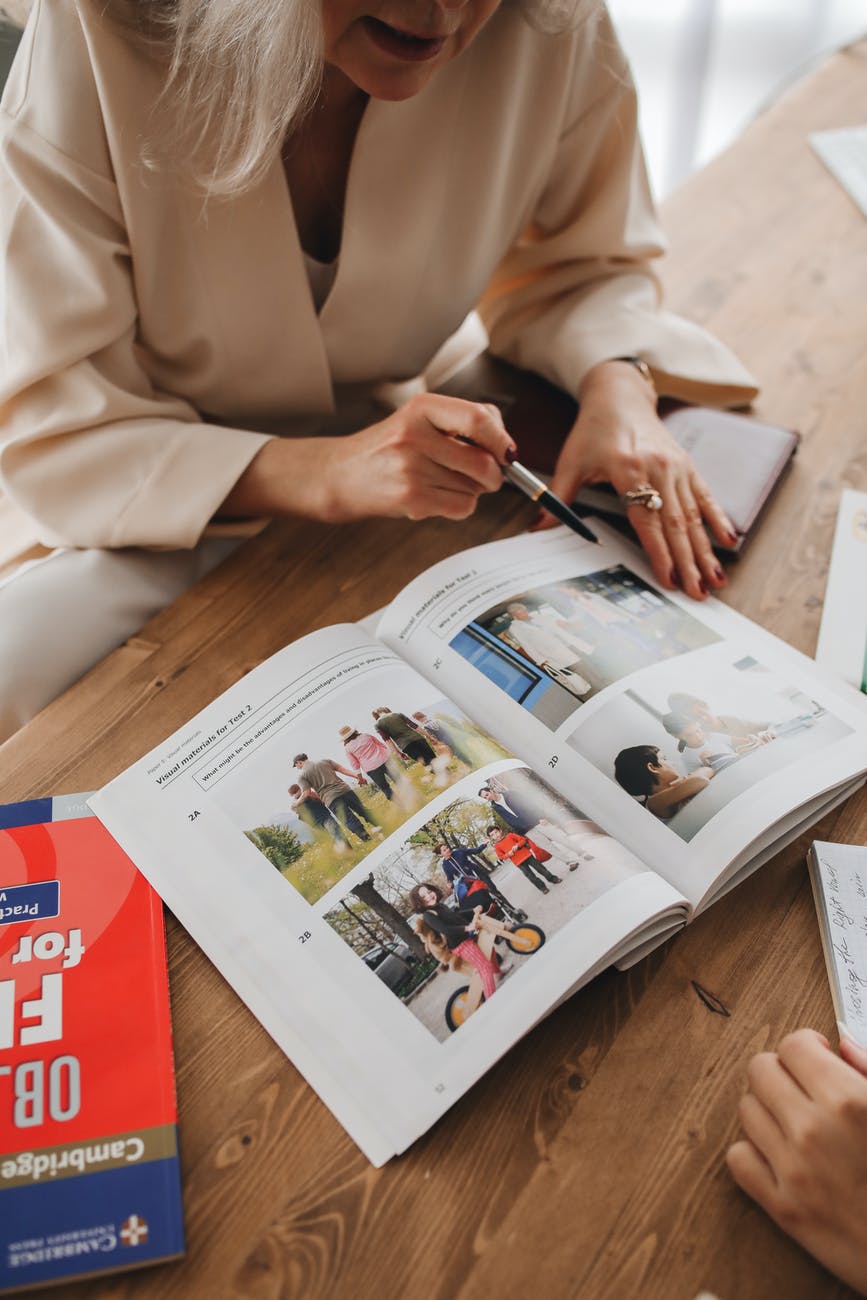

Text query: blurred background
(608, 0), (867, 197)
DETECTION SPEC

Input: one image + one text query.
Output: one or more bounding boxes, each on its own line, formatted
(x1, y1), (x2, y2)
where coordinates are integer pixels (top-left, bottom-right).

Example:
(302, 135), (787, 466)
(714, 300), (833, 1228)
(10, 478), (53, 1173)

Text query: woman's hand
(540, 361), (737, 601)
(220, 394), (515, 525)
(727, 1028), (867, 1296)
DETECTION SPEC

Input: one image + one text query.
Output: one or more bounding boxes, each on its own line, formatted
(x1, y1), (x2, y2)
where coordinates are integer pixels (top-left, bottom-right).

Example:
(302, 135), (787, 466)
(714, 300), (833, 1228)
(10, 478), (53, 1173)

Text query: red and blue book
(0, 797), (184, 1292)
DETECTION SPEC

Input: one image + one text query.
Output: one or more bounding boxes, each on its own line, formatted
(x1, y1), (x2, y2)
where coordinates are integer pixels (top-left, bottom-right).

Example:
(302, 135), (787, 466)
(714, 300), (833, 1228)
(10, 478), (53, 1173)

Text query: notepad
(808, 841), (867, 1048)
(809, 125), (867, 220)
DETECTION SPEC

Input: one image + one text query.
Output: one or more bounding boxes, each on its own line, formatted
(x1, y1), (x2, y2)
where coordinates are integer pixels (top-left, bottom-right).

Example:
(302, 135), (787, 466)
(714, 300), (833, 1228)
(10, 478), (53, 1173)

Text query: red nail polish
(699, 578), (708, 595)
(726, 529), (739, 546)
(505, 445), (518, 464)
(671, 569), (682, 590)
(714, 564), (726, 583)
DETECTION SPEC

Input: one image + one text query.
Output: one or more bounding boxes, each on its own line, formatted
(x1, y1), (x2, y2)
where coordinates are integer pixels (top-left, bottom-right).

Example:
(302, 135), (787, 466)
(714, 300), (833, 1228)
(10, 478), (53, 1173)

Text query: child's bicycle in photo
(444, 921), (545, 1032)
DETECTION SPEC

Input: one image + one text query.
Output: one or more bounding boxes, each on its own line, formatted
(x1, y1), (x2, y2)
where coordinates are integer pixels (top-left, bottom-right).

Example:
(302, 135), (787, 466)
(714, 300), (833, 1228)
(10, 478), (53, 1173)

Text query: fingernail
(714, 564), (726, 584)
(505, 445), (518, 464)
(699, 578), (708, 595)
(726, 527), (738, 546)
(671, 569), (682, 590)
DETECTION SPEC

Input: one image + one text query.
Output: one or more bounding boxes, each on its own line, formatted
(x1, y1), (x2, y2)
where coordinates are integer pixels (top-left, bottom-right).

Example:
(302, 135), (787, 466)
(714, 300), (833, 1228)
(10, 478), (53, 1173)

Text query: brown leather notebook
(438, 354), (799, 553)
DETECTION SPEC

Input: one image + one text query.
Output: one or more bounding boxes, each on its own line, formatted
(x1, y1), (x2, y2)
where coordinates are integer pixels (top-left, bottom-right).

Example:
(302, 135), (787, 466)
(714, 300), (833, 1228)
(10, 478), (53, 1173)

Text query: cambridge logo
(119, 1216), (149, 1247)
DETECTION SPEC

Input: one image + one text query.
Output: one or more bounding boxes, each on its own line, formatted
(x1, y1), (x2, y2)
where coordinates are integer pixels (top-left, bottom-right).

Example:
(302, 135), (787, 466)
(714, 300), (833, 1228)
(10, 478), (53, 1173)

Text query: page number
(299, 931), (312, 945)
(548, 755), (559, 768)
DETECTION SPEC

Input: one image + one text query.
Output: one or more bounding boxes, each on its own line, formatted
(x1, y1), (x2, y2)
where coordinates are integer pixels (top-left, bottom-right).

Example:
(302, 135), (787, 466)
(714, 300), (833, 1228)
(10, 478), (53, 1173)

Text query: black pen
(503, 456), (599, 544)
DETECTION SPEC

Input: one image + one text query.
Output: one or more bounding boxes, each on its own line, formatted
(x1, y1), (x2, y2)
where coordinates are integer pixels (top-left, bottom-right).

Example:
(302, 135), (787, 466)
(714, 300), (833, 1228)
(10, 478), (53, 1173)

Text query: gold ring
(622, 483), (663, 511)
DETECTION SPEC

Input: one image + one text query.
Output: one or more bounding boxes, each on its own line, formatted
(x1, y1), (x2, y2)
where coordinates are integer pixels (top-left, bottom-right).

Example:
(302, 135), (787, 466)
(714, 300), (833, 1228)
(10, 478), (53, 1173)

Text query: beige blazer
(0, 0), (758, 556)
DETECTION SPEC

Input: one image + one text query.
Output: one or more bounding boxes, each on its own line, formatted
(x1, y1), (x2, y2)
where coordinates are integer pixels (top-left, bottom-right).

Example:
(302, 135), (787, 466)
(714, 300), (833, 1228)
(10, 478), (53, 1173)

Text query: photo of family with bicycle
(324, 766), (649, 1041)
(448, 565), (721, 731)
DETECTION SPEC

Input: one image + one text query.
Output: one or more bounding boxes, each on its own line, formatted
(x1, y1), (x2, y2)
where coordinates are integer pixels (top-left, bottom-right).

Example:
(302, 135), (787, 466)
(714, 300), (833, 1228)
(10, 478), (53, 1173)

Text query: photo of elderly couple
(226, 692), (510, 904)
(569, 654), (853, 843)
(324, 767), (649, 1042)
(449, 565), (720, 729)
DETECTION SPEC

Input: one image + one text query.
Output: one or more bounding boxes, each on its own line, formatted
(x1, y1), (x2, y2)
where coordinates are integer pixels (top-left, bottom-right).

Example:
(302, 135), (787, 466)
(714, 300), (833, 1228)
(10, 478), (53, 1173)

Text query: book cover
(0, 807), (184, 1293)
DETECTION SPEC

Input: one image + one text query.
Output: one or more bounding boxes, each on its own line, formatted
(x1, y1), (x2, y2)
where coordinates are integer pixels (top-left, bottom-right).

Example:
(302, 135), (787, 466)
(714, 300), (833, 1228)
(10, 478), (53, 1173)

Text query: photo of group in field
(218, 686), (511, 904)
(448, 565), (721, 729)
(324, 767), (649, 1042)
(569, 653), (854, 842)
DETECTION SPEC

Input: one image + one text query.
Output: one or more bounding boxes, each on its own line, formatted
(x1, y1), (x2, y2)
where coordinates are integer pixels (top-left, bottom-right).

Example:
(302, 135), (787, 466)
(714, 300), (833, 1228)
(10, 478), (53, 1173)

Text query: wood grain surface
(2, 36), (867, 1300)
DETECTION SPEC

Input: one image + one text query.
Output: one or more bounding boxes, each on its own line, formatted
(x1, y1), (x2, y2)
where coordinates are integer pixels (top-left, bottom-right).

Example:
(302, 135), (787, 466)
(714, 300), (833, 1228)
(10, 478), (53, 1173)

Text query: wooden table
(3, 36), (867, 1300)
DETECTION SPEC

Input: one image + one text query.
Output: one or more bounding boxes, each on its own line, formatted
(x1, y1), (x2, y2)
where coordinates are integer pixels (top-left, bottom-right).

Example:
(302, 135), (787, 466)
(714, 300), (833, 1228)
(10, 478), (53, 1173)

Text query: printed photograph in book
(324, 767), (650, 1042)
(569, 652), (854, 843)
(449, 565), (721, 728)
(212, 685), (509, 904)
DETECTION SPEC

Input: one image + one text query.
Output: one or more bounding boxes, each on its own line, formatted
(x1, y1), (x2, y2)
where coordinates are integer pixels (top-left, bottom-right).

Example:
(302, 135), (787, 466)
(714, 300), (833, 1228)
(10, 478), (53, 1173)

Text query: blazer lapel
(188, 159), (335, 421)
(189, 51), (470, 417)
(319, 56), (469, 386)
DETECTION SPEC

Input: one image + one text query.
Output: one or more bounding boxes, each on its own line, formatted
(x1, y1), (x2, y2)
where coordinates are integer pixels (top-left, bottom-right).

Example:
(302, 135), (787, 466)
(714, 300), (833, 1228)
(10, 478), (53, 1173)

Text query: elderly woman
(0, 0), (756, 739)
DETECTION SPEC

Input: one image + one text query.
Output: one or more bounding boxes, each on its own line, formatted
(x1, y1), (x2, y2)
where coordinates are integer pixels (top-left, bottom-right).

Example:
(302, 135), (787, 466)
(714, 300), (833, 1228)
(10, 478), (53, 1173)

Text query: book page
(377, 525), (867, 909)
(809, 842), (867, 1049)
(90, 624), (682, 1164)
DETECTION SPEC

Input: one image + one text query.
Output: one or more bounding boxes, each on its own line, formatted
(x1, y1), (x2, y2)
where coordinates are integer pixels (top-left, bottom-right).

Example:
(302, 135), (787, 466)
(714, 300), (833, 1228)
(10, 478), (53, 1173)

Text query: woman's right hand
(727, 1028), (867, 1296)
(220, 394), (516, 524)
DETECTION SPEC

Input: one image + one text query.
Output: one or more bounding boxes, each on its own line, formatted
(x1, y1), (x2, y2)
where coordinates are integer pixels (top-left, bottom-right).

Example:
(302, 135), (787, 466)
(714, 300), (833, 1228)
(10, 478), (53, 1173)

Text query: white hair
(109, 0), (600, 197)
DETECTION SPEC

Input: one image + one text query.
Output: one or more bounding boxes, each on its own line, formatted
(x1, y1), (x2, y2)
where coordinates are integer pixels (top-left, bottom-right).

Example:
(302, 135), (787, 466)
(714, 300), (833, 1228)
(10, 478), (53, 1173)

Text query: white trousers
(0, 537), (241, 744)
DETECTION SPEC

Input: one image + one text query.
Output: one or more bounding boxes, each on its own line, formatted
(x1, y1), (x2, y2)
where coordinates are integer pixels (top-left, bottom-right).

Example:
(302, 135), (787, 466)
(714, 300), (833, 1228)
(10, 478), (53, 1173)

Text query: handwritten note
(810, 841), (867, 1047)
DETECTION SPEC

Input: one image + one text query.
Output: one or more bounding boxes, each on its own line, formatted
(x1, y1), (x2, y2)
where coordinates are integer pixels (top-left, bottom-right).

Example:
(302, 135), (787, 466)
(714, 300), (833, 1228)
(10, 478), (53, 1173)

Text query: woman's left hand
(541, 360), (737, 601)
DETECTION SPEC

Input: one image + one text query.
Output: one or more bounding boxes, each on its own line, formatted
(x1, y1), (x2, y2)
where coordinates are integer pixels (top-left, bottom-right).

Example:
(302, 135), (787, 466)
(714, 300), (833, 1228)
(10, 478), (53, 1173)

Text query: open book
(90, 524), (867, 1165)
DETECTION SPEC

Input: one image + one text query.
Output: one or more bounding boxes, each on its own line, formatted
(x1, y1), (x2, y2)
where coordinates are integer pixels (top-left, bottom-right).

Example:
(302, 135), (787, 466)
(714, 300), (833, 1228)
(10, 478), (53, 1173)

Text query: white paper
(810, 125), (867, 220)
(816, 488), (867, 694)
(810, 842), (867, 1049)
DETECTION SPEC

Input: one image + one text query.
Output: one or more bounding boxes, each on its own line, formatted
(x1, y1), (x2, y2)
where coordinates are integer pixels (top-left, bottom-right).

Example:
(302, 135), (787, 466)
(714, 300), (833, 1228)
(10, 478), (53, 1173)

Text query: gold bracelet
(612, 355), (655, 391)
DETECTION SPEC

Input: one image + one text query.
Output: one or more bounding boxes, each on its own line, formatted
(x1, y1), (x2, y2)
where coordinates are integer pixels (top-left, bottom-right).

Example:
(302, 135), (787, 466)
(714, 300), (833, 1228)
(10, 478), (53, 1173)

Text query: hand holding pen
(264, 391), (597, 537)
(502, 448), (598, 545)
(445, 398), (599, 544)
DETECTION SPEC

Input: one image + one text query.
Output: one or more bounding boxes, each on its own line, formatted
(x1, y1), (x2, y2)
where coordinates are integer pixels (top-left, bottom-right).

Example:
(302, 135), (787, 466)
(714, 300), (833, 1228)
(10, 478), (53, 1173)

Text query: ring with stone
(622, 483), (664, 511)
